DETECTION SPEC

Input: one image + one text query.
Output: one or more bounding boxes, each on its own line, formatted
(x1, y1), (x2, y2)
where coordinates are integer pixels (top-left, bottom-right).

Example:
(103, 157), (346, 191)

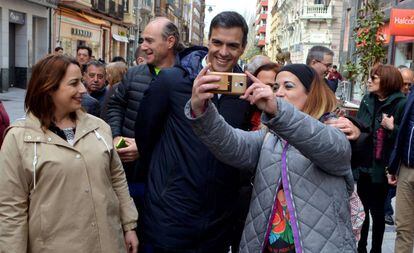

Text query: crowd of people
(0, 10), (414, 253)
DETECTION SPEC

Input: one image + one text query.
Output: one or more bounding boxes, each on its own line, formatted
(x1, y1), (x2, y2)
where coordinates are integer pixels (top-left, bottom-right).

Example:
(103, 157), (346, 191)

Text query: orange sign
(389, 9), (414, 36)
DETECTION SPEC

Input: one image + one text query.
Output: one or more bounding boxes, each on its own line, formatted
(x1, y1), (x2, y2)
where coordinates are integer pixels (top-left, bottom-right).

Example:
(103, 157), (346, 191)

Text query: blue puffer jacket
(135, 46), (254, 252)
(389, 86), (414, 174)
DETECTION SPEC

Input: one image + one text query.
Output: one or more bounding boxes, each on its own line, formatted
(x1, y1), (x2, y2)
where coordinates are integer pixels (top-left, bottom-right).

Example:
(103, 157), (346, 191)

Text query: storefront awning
(78, 13), (108, 26)
(112, 34), (129, 43)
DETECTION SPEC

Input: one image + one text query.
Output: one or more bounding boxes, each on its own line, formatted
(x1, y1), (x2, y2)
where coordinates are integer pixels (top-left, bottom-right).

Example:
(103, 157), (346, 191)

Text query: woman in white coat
(0, 54), (138, 253)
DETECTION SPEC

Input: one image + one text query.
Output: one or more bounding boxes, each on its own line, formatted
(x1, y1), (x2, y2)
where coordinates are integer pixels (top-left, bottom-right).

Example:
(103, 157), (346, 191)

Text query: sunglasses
(369, 75), (380, 81)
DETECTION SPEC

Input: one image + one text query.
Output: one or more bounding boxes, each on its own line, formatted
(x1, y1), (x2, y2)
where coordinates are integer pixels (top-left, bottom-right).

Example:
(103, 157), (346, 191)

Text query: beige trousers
(395, 164), (414, 253)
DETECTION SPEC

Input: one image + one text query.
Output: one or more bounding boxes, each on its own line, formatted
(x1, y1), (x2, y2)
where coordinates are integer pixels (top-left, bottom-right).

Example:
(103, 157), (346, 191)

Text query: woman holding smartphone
(186, 64), (356, 252)
(0, 55), (138, 253)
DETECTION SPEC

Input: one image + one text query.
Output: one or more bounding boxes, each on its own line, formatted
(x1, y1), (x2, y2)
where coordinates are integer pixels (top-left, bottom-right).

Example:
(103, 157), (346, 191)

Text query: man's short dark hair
(208, 11), (249, 47)
(77, 45), (92, 57)
(54, 46), (63, 52)
(332, 65), (337, 69)
(85, 60), (106, 73)
(111, 56), (126, 63)
(306, 46), (334, 65)
(135, 45), (145, 59)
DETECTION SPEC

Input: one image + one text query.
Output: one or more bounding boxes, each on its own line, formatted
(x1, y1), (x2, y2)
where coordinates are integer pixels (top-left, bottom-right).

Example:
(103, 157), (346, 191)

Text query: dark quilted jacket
(186, 98), (356, 253)
(106, 64), (154, 138)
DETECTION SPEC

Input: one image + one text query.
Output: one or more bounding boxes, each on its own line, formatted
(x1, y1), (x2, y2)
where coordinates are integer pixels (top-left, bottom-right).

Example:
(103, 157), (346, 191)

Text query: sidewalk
(0, 87), (407, 253)
(0, 87), (26, 122)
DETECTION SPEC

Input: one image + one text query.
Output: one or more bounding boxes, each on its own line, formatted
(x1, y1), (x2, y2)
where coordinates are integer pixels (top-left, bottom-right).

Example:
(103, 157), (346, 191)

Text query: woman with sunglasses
(355, 64), (406, 253)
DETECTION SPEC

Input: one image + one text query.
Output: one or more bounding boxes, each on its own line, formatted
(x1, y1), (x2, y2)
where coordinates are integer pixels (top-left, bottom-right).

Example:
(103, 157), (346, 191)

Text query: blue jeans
(384, 186), (396, 216)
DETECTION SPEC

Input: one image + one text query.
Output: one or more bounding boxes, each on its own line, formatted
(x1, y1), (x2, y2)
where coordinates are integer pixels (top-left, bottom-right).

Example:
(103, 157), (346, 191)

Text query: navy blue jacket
(134, 46), (253, 251)
(389, 86), (414, 174)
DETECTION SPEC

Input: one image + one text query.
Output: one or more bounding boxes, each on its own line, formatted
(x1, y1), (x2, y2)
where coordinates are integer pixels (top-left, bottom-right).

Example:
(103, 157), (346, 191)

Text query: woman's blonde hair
(106, 62), (127, 86)
(302, 74), (338, 119)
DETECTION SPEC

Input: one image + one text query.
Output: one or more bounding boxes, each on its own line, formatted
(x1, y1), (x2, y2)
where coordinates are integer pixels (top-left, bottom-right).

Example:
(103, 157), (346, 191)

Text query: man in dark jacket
(105, 18), (180, 251)
(135, 12), (254, 253)
(83, 60), (107, 108)
(306, 45), (337, 92)
(388, 82), (414, 253)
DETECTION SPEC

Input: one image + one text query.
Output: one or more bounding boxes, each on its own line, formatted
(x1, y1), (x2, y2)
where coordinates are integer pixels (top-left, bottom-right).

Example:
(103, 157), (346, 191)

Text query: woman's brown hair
(302, 73), (338, 119)
(371, 64), (403, 97)
(253, 62), (280, 78)
(106, 62), (128, 86)
(25, 54), (80, 130)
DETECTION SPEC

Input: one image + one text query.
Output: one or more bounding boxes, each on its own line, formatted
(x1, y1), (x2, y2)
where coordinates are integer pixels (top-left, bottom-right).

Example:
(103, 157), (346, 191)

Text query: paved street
(0, 88), (407, 252)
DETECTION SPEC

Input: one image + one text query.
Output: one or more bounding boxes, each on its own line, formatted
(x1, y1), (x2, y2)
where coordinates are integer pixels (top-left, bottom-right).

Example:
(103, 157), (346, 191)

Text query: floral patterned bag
(349, 187), (365, 241)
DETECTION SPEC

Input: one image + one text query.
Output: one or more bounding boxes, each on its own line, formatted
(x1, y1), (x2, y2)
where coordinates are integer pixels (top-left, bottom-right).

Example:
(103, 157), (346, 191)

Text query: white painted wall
(0, 0), (49, 69)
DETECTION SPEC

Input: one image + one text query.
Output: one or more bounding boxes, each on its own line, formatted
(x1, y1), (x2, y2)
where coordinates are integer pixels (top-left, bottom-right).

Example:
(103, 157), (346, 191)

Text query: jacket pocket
(160, 163), (177, 198)
(40, 203), (52, 242)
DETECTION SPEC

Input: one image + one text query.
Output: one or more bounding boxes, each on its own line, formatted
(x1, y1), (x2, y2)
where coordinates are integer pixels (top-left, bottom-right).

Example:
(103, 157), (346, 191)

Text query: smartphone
(115, 137), (128, 149)
(207, 72), (247, 95)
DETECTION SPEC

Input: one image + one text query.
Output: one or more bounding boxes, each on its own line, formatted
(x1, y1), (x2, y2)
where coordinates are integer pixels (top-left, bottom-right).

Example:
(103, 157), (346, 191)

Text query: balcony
(109, 0), (116, 14)
(301, 4), (333, 20)
(116, 3), (124, 19)
(92, 0), (107, 13)
(61, 0), (92, 9)
(257, 25), (266, 34)
(257, 39), (266, 47)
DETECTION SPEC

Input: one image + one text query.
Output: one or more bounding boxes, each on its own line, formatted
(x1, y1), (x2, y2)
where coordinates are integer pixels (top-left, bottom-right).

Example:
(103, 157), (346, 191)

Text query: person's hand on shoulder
(325, 116), (361, 140)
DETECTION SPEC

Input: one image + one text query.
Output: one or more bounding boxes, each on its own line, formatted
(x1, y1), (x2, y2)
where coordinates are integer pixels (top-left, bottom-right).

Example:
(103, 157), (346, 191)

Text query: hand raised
(240, 71), (277, 115)
(190, 64), (221, 116)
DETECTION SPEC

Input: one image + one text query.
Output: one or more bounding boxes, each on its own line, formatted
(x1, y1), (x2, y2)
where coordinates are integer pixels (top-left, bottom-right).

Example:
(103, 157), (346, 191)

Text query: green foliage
(345, 0), (386, 84)
(241, 46), (263, 61)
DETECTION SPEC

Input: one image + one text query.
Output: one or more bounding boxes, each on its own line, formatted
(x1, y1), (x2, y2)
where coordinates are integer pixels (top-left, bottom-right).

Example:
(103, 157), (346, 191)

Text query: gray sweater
(185, 98), (356, 253)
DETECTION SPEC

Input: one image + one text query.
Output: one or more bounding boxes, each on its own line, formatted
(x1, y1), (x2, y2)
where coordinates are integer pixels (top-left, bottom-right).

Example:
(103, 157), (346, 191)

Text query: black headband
(279, 64), (315, 91)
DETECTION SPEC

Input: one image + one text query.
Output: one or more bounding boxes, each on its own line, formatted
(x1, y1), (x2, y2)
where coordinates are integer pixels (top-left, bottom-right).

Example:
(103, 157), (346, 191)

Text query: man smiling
(135, 12), (254, 253)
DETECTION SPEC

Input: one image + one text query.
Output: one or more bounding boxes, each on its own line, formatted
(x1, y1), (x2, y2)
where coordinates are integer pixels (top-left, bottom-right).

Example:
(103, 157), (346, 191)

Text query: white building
(0, 0), (57, 91)
(270, 0), (344, 65)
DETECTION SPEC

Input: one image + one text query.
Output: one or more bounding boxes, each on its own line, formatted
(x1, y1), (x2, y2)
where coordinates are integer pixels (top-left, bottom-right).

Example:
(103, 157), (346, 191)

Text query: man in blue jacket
(388, 68), (414, 253)
(135, 11), (254, 253)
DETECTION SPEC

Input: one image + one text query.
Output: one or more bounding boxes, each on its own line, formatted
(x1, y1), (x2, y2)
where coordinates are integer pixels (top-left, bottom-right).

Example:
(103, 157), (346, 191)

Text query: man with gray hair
(106, 17), (180, 251)
(306, 45), (336, 92)
(245, 55), (271, 73)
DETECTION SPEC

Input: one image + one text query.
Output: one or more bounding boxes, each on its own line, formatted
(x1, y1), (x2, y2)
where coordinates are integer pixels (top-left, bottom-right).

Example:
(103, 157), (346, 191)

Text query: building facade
(56, 0), (130, 63)
(269, 0), (344, 65)
(189, 0), (205, 46)
(154, 0), (204, 46)
(0, 0), (58, 91)
(255, 0), (268, 50)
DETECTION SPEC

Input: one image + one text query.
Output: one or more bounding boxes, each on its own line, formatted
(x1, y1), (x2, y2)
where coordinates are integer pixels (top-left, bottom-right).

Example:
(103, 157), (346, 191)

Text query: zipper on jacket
(280, 143), (303, 253)
(260, 177), (281, 253)
(408, 126), (414, 167)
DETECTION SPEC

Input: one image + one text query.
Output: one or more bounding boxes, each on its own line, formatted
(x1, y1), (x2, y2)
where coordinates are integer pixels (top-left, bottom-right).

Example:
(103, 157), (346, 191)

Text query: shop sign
(389, 9), (414, 36)
(9, 10), (25, 25)
(71, 28), (92, 38)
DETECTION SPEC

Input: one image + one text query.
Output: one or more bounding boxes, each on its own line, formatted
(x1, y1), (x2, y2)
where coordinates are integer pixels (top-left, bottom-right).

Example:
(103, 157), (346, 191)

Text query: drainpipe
(48, 7), (52, 54)
(387, 0), (399, 65)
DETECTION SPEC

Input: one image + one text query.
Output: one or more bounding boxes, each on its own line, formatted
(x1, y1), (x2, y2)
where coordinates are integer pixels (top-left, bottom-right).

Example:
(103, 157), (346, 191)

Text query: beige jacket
(0, 111), (138, 253)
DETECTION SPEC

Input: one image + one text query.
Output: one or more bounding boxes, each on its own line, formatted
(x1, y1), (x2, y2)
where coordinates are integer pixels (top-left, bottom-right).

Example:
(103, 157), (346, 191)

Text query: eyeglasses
(315, 60), (332, 68)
